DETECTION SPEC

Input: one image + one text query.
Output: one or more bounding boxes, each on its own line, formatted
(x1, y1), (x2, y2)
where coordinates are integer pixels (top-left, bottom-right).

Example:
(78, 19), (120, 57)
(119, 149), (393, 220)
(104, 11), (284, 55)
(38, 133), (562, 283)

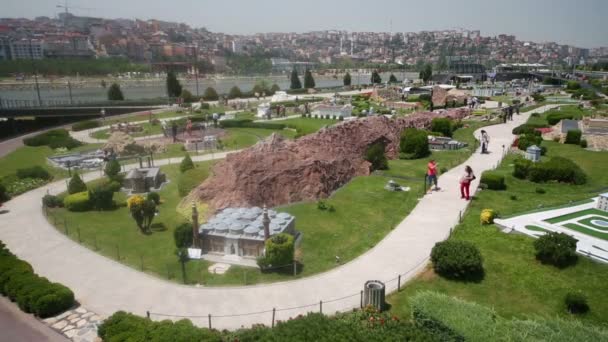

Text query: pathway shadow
(150, 223), (167, 232)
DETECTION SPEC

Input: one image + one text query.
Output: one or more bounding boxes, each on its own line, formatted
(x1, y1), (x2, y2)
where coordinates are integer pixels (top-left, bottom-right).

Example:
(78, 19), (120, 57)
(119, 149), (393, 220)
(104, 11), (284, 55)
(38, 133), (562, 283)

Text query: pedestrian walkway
(0, 105), (559, 330)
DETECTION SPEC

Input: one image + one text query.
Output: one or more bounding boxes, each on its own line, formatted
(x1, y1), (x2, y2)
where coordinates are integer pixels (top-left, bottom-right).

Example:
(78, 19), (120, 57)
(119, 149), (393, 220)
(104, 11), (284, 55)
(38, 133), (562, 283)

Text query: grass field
(387, 124), (608, 327)
(545, 208), (608, 224)
(563, 223), (608, 241)
(279, 117), (337, 135)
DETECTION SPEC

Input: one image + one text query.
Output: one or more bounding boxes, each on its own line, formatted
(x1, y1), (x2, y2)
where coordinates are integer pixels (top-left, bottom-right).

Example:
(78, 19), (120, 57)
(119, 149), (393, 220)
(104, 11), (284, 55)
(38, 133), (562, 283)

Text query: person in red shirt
(427, 159), (438, 193)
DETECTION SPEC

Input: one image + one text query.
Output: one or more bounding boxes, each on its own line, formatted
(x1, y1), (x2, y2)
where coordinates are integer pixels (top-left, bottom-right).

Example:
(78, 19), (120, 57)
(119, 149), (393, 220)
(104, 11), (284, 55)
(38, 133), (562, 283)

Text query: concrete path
(0, 297), (68, 342)
(0, 105), (559, 330)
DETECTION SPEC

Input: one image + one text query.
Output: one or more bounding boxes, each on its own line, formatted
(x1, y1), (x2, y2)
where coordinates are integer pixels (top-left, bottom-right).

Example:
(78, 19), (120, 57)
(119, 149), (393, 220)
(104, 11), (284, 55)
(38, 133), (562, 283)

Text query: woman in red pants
(460, 166), (476, 200)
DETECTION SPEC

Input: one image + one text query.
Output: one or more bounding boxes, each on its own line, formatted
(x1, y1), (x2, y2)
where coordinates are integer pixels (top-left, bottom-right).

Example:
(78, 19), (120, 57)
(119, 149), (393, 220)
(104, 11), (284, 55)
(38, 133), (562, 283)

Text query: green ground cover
(45, 121), (484, 286)
(387, 131), (608, 327)
(579, 217), (608, 231)
(279, 117), (337, 135)
(563, 223), (608, 241)
(525, 225), (551, 233)
(545, 208), (608, 224)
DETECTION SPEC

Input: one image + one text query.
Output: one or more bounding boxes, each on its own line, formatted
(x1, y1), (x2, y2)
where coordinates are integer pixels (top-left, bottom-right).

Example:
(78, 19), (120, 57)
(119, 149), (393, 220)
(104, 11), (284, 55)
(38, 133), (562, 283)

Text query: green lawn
(91, 122), (165, 140)
(525, 225), (550, 233)
(387, 138), (608, 327)
(563, 223), (608, 241)
(278, 117), (337, 135)
(545, 208), (608, 224)
(579, 217), (608, 231)
(44, 121), (484, 286)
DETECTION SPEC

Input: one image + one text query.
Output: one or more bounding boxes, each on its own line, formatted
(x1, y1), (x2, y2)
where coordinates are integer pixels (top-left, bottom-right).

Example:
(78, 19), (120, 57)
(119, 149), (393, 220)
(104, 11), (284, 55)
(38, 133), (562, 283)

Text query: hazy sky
(3, 0), (607, 48)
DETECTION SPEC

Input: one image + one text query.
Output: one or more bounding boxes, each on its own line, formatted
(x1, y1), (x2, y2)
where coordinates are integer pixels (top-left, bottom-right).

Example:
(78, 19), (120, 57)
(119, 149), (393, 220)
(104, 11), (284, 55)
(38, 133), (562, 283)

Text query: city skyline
(2, 0), (608, 48)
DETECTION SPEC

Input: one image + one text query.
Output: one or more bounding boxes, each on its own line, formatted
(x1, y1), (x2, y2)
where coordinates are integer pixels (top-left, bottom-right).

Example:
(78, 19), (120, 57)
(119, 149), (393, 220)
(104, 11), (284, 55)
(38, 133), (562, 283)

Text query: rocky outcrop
(196, 108), (470, 211)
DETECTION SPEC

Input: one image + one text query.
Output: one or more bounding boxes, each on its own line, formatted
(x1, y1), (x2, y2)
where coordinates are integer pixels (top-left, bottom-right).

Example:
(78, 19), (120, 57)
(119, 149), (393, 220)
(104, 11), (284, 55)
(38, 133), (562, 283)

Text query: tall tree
(420, 63), (433, 83)
(389, 73), (398, 83)
(343, 72), (352, 86)
(166, 71), (183, 98)
(304, 69), (315, 89)
(371, 70), (382, 84)
(228, 86), (242, 99)
(107, 83), (124, 101)
(290, 68), (302, 90)
(202, 87), (219, 101)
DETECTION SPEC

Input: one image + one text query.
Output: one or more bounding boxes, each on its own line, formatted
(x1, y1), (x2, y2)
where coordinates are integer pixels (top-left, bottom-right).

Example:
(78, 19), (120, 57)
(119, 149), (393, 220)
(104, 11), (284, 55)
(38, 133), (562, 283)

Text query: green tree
(365, 142), (389, 171)
(104, 160), (121, 181)
(304, 69), (316, 89)
(420, 63), (433, 83)
(399, 128), (430, 159)
(269, 84), (281, 95)
(107, 83), (124, 101)
(343, 72), (352, 86)
(202, 87), (219, 101)
(260, 233), (294, 268)
(253, 79), (271, 95)
(389, 73), (398, 83)
(166, 71), (183, 98)
(431, 118), (453, 137)
(129, 198), (157, 234)
(67, 173), (87, 194)
(227, 86), (242, 99)
(371, 70), (382, 84)
(180, 89), (195, 103)
(174, 223), (193, 248)
(290, 68), (302, 89)
(180, 154), (195, 173)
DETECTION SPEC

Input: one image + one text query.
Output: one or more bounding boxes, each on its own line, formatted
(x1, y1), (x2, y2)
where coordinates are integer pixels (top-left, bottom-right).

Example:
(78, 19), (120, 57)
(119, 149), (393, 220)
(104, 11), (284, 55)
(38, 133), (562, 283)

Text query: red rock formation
(196, 108), (470, 211)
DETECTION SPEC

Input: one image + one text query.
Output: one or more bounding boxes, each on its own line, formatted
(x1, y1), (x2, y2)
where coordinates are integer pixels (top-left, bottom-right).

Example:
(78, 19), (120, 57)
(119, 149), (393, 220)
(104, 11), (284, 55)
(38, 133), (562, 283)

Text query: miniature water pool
(590, 219), (608, 228)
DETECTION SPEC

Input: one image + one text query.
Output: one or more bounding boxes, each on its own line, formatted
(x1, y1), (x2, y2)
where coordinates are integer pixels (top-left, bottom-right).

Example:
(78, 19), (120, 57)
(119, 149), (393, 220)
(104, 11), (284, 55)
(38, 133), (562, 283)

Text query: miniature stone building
(428, 136), (467, 150)
(525, 145), (542, 162)
(123, 167), (166, 194)
(199, 206), (297, 259)
(597, 193), (608, 212)
(311, 104), (352, 118)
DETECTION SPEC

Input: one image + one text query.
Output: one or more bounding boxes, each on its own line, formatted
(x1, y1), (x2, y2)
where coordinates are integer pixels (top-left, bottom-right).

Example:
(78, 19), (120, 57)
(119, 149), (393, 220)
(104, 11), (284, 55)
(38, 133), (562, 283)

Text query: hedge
(63, 191), (91, 211)
(411, 291), (608, 342)
(480, 171), (506, 190)
(527, 157), (587, 185)
(564, 129), (582, 144)
(0, 241), (75, 318)
(23, 129), (82, 149)
(546, 112), (577, 125)
(16, 166), (52, 181)
(88, 184), (115, 210)
(219, 119), (286, 130)
(430, 118), (453, 137)
(430, 240), (483, 279)
(71, 120), (100, 131)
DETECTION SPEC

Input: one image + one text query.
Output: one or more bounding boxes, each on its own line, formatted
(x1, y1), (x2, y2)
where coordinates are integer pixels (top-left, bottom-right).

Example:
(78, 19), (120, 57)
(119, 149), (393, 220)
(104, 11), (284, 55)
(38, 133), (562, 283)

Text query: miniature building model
(597, 193), (608, 212)
(311, 104), (352, 118)
(199, 207), (297, 259)
(525, 145), (542, 162)
(123, 167), (166, 194)
(428, 136), (467, 150)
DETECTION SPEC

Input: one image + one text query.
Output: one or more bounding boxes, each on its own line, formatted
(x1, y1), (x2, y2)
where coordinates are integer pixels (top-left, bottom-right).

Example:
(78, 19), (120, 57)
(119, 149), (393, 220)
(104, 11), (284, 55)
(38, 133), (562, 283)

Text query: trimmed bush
(529, 157), (587, 185)
(399, 128), (430, 159)
(88, 184), (114, 210)
(364, 142), (388, 171)
(564, 129), (582, 145)
(565, 291), (589, 314)
(23, 129), (81, 149)
(104, 159), (121, 180)
(430, 118), (453, 137)
(174, 223), (193, 249)
(535, 187), (546, 194)
(180, 154), (194, 173)
(580, 139), (588, 148)
(67, 173), (87, 194)
(71, 120), (100, 131)
(480, 209), (496, 224)
(259, 233), (294, 269)
(0, 183), (8, 202)
(534, 232), (578, 268)
(517, 133), (542, 151)
(430, 240), (483, 279)
(16, 166), (52, 181)
(546, 112), (577, 125)
(63, 191), (91, 212)
(42, 194), (63, 208)
(479, 172), (506, 190)
(513, 157), (532, 179)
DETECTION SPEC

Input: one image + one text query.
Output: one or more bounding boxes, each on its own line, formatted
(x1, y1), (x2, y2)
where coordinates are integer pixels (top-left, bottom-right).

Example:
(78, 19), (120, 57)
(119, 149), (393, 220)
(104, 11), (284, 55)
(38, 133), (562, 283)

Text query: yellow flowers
(480, 209), (495, 225)
(127, 195), (144, 209)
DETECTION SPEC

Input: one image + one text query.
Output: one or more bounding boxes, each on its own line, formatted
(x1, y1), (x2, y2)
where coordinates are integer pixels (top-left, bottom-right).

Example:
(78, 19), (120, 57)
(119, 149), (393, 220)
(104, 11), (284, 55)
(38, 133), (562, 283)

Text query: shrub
(178, 168), (209, 197)
(180, 154), (194, 173)
(146, 192), (160, 205)
(512, 123), (548, 135)
(565, 291), (589, 314)
(219, 119), (286, 130)
(546, 112), (577, 125)
(529, 157), (587, 185)
(202, 87), (219, 101)
(71, 120), (100, 131)
(430, 118), (453, 137)
(564, 129), (582, 145)
(174, 223), (193, 249)
(480, 209), (495, 224)
(67, 173), (87, 194)
(430, 240), (483, 279)
(63, 191), (91, 212)
(399, 128), (430, 159)
(364, 142), (388, 171)
(535, 187), (546, 194)
(513, 157), (532, 179)
(531, 93), (545, 102)
(534, 232), (578, 267)
(260, 233), (294, 269)
(104, 159), (121, 180)
(42, 194), (63, 208)
(128, 195), (156, 233)
(517, 133), (542, 151)
(317, 200), (328, 210)
(88, 184), (114, 210)
(480, 172), (506, 190)
(580, 139), (588, 148)
(23, 129), (81, 149)
(0, 183), (8, 202)
(16, 166), (52, 180)
(510, 195), (517, 201)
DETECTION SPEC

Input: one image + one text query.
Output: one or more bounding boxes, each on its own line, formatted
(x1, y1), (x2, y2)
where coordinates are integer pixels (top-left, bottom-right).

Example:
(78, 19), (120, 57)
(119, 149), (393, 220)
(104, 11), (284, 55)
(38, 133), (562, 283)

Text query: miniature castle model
(199, 206), (297, 259)
(597, 193), (608, 212)
(123, 167), (166, 194)
(311, 103), (352, 118)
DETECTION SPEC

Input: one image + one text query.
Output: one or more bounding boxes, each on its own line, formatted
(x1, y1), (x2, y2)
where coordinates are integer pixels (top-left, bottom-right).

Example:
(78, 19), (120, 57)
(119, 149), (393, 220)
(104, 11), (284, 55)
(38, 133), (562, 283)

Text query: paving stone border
(43, 306), (103, 342)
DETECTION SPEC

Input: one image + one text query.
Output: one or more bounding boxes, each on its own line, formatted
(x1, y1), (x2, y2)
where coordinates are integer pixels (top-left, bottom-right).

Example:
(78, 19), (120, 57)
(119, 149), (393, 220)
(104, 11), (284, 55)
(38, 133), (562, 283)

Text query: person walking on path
(426, 159), (439, 194)
(481, 130), (490, 154)
(460, 165), (476, 200)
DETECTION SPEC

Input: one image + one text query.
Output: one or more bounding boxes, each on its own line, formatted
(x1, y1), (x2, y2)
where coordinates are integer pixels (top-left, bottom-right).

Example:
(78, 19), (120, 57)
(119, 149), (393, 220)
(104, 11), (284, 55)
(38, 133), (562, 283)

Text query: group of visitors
(426, 160), (476, 201)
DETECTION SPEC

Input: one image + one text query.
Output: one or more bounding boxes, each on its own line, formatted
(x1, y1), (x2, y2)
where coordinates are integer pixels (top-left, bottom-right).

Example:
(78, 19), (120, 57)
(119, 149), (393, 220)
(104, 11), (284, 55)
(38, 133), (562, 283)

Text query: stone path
(44, 307), (102, 342)
(0, 105), (559, 330)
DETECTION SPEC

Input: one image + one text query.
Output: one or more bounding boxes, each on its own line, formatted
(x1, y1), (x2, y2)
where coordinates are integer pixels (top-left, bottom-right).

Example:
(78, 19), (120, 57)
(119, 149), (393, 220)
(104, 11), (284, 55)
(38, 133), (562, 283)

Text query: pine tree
(371, 70), (382, 84)
(290, 68), (302, 89)
(107, 83), (124, 101)
(343, 72), (352, 86)
(180, 154), (194, 173)
(67, 173), (87, 194)
(166, 71), (183, 98)
(104, 159), (121, 180)
(304, 69), (315, 89)
(389, 73), (398, 83)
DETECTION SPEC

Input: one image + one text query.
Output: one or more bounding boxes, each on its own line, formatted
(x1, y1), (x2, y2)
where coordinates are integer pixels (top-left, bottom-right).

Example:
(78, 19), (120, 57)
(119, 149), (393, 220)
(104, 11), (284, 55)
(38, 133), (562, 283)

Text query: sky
(3, 0), (607, 48)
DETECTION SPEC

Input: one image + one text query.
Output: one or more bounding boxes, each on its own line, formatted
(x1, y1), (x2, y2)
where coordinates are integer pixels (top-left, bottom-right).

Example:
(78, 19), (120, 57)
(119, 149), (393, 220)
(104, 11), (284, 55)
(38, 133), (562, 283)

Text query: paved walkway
(0, 105), (559, 330)
(0, 297), (67, 342)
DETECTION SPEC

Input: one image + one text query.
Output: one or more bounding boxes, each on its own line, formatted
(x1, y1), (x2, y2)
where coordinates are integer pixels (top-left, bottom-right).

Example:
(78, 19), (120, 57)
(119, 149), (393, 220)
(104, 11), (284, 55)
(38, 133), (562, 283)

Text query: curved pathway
(0, 105), (559, 330)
